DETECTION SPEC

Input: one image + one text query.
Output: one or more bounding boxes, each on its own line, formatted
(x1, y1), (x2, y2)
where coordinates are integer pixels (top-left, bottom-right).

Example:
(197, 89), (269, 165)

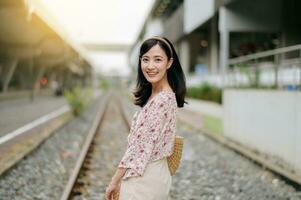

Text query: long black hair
(133, 36), (186, 108)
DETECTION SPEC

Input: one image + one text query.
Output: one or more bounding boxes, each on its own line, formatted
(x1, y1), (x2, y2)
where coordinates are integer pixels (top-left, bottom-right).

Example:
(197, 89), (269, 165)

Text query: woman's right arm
(105, 167), (127, 200)
(111, 167), (127, 185)
(118, 94), (174, 178)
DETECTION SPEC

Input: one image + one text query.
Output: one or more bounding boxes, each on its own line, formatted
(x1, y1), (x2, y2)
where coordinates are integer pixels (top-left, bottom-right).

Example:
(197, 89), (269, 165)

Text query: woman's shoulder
(156, 90), (177, 106)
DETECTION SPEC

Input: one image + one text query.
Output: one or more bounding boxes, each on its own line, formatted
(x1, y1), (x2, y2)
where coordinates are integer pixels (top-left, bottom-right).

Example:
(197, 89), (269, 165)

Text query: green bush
(187, 82), (222, 104)
(236, 64), (261, 88)
(99, 78), (109, 90)
(64, 87), (91, 116)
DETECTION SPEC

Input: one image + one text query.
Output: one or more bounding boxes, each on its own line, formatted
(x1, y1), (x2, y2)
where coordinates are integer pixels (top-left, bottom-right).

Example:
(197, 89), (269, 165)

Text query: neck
(151, 74), (170, 94)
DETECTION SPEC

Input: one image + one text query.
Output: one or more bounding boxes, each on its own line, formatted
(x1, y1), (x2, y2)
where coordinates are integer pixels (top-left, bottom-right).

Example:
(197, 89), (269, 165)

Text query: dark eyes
(141, 58), (162, 62)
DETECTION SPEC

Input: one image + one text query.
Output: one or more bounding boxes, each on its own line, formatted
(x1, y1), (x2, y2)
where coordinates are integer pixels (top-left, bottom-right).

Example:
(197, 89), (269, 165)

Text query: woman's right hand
(105, 181), (120, 200)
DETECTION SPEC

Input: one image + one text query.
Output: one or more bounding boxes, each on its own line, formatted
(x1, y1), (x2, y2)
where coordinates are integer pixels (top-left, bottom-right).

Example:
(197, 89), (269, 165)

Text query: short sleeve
(118, 94), (173, 178)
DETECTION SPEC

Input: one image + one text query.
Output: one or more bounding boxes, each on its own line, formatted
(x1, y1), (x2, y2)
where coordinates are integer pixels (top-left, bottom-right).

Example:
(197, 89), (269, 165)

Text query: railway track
(1, 91), (300, 199)
(60, 91), (131, 200)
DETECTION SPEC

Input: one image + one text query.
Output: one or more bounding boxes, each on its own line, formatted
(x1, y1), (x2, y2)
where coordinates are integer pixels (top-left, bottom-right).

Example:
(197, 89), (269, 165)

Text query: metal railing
(225, 44), (301, 90)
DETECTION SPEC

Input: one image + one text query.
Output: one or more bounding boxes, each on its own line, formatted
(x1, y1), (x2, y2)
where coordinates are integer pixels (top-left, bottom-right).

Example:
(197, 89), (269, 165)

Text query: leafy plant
(64, 87), (91, 116)
(236, 63), (261, 88)
(99, 78), (109, 90)
(187, 82), (222, 104)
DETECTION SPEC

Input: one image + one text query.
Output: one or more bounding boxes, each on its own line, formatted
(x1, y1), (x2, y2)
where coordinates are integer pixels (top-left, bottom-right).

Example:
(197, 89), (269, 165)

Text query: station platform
(0, 96), (67, 138)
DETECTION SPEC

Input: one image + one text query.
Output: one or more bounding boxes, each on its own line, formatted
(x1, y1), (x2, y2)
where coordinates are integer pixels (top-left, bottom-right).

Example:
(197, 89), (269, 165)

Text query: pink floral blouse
(118, 90), (177, 180)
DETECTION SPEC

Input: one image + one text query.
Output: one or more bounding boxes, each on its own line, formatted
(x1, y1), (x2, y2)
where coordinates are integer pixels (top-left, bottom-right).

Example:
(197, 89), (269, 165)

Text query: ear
(167, 58), (174, 69)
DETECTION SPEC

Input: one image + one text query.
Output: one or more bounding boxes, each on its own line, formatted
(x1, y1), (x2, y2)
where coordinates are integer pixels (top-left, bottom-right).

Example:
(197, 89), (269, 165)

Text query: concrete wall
(224, 0), (282, 32)
(184, 0), (215, 33)
(218, 0), (282, 73)
(223, 89), (301, 173)
(164, 5), (184, 42)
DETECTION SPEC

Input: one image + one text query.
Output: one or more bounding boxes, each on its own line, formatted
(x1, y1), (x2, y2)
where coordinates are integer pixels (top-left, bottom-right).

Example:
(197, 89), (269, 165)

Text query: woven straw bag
(167, 135), (184, 176)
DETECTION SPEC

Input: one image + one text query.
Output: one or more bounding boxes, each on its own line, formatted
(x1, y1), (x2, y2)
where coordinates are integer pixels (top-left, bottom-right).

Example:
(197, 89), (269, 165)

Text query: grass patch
(202, 114), (223, 136)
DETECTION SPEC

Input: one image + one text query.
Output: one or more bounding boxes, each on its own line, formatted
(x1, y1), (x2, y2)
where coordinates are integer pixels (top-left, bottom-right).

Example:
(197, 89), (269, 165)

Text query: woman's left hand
(105, 181), (120, 200)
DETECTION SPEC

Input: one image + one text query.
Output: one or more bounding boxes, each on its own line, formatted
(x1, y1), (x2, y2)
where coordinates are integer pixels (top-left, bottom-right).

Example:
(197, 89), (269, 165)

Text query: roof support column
(2, 58), (18, 93)
(179, 39), (190, 75)
(210, 15), (218, 73)
(219, 7), (230, 87)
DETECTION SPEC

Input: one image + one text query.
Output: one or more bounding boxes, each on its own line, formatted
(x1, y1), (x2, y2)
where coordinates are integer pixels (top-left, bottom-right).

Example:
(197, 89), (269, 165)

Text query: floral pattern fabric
(118, 91), (177, 180)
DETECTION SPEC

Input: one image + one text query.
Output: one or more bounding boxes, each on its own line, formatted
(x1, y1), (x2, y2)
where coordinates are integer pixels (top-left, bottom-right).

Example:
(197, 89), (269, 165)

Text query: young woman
(105, 36), (186, 200)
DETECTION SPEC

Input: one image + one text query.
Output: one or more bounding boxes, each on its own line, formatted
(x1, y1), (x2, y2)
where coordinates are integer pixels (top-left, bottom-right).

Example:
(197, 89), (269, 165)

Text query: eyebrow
(142, 55), (163, 58)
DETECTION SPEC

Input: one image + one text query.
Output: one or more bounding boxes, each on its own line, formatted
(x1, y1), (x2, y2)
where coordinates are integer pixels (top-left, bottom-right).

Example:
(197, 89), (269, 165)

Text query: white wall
(223, 89), (301, 173)
(296, 94), (301, 172)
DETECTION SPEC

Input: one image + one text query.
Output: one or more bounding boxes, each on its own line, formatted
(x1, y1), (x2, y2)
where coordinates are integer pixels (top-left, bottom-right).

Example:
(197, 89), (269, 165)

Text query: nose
(146, 60), (156, 70)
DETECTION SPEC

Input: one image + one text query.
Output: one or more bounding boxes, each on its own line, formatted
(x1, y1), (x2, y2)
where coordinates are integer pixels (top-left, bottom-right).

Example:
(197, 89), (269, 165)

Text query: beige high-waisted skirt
(119, 158), (172, 200)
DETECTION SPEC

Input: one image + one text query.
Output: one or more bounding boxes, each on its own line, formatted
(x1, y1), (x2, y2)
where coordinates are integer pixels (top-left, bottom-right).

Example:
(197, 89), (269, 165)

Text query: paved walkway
(185, 97), (223, 118)
(0, 96), (67, 137)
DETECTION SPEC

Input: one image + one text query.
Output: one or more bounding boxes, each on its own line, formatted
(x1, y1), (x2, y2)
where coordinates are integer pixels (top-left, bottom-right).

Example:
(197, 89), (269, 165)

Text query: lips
(147, 72), (158, 77)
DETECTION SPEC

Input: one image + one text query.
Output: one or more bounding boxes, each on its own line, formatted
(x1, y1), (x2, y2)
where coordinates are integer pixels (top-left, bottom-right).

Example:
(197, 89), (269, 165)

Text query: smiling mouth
(147, 72), (158, 77)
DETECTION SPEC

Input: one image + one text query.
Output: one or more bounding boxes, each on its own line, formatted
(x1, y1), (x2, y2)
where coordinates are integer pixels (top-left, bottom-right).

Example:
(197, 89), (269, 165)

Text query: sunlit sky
(40, 0), (154, 76)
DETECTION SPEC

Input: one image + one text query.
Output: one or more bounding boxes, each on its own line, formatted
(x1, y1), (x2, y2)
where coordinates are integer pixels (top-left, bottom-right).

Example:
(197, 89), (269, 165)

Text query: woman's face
(140, 44), (173, 84)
